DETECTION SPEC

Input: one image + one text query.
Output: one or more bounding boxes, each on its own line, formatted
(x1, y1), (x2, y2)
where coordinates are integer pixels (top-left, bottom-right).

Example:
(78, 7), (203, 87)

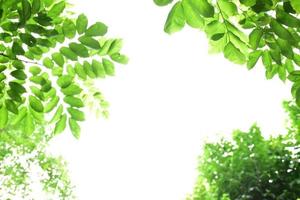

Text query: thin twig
(0, 53), (43, 67)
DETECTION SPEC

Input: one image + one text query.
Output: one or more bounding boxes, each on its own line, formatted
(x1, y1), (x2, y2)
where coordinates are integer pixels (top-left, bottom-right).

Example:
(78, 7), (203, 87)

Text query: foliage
(186, 102), (300, 200)
(0, 123), (74, 199)
(0, 0), (127, 198)
(154, 0), (300, 108)
(0, 0), (128, 138)
(154, 1), (300, 199)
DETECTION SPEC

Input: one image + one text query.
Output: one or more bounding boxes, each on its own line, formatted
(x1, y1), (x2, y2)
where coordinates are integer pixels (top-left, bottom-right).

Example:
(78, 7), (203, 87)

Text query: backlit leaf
(76, 14), (88, 34)
(85, 22), (108, 36)
(224, 42), (246, 64)
(164, 2), (186, 34)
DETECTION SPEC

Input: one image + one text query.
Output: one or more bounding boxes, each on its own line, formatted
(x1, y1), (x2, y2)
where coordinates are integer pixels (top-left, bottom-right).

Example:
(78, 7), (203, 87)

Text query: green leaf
(67, 107), (85, 121)
(54, 114), (67, 135)
(29, 95), (44, 113)
(284, 2), (296, 13)
(0, 106), (8, 129)
(45, 96), (59, 113)
(78, 36), (100, 49)
(48, 1), (65, 18)
(0, 65), (6, 73)
(224, 42), (246, 64)
(83, 61), (96, 78)
(74, 62), (87, 80)
(60, 47), (78, 61)
(12, 61), (25, 69)
(31, 0), (41, 14)
(239, 0), (256, 6)
(285, 59), (294, 73)
(20, 33), (37, 47)
(276, 8), (300, 28)
(0, 73), (5, 82)
(9, 82), (26, 94)
(249, 28), (263, 50)
(92, 59), (105, 78)
(262, 50), (272, 70)
(266, 64), (277, 79)
(69, 118), (81, 139)
(164, 2), (186, 34)
(52, 53), (65, 67)
(62, 19), (76, 39)
(270, 54), (282, 71)
(247, 50), (262, 70)
(294, 54), (300, 66)
(218, 0), (238, 17)
(211, 33), (225, 41)
(69, 42), (89, 58)
(67, 64), (76, 78)
(108, 39), (123, 55)
(76, 14), (88, 34)
(64, 96), (84, 108)
(30, 86), (45, 100)
(30, 76), (46, 85)
(85, 22), (108, 36)
(276, 38), (294, 59)
(103, 59), (115, 76)
(43, 57), (54, 69)
(37, 38), (54, 48)
(277, 65), (286, 82)
(205, 20), (226, 38)
(34, 13), (53, 26)
(288, 71), (300, 82)
(270, 19), (294, 42)
(7, 89), (22, 103)
(52, 67), (63, 76)
(2, 22), (18, 32)
(61, 84), (82, 96)
(291, 0), (300, 13)
(25, 24), (46, 34)
(11, 70), (27, 80)
(21, 0), (32, 23)
(5, 99), (18, 114)
(57, 75), (73, 88)
(182, 0), (204, 29)
(110, 53), (129, 64)
(154, 0), (173, 6)
(187, 0), (214, 18)
(12, 42), (25, 55)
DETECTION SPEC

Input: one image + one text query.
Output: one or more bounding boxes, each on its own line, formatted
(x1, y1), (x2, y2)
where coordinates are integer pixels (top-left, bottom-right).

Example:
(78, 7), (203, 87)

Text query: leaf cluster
(0, 0), (128, 198)
(188, 103), (300, 200)
(0, 125), (74, 199)
(155, 0), (300, 111)
(0, 0), (128, 139)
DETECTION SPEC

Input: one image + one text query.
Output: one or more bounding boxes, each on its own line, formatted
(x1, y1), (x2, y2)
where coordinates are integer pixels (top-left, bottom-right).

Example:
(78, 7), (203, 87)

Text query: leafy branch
(155, 0), (300, 114)
(0, 0), (128, 198)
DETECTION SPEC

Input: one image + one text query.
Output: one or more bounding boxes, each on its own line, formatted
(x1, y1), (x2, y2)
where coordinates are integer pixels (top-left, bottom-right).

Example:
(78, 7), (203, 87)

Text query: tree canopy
(186, 102), (300, 200)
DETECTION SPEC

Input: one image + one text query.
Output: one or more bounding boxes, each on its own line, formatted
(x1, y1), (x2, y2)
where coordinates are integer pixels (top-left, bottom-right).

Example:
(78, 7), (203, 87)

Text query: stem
(0, 53), (43, 67)
(216, 1), (230, 43)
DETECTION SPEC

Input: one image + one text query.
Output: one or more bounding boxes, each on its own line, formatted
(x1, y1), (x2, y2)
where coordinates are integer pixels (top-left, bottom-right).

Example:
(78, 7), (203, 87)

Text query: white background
(50, 1), (291, 200)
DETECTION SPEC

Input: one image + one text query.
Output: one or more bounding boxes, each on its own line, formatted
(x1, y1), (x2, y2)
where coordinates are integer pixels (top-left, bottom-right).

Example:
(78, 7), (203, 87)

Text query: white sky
(50, 1), (291, 200)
